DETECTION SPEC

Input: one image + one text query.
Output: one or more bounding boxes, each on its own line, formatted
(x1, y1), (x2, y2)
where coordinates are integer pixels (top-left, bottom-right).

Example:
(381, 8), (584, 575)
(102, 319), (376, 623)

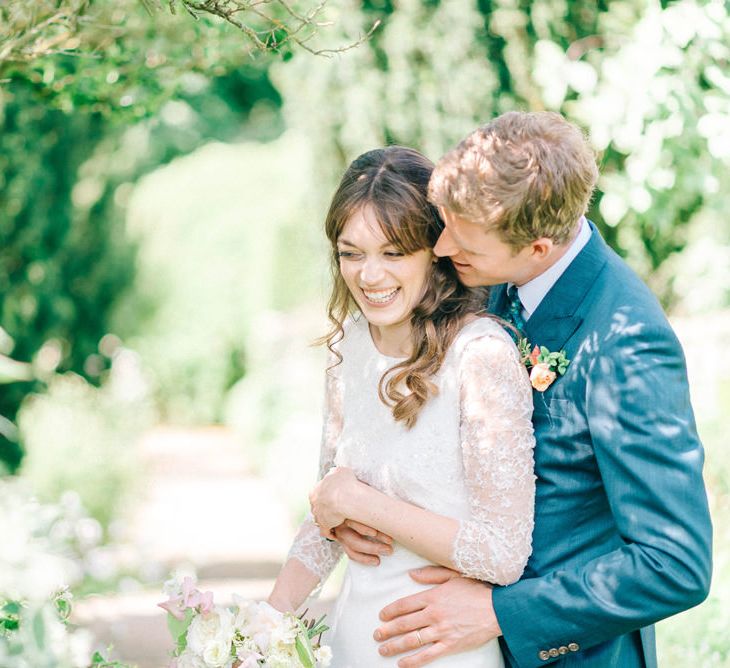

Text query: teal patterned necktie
(502, 285), (527, 339)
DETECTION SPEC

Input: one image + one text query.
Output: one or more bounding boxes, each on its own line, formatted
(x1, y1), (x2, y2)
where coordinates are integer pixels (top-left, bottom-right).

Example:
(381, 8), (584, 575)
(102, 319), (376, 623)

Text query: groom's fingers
(344, 519), (378, 537)
(374, 610), (429, 643)
(396, 642), (449, 668)
(379, 591), (428, 624)
(408, 566), (459, 585)
(345, 519), (394, 545)
(377, 628), (428, 658)
(333, 525), (390, 566)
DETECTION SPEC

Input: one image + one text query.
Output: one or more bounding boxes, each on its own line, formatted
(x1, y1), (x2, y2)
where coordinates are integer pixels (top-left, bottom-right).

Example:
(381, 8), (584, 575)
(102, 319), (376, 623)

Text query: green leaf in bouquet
(307, 614), (329, 640)
(295, 632), (316, 668)
(167, 608), (194, 653)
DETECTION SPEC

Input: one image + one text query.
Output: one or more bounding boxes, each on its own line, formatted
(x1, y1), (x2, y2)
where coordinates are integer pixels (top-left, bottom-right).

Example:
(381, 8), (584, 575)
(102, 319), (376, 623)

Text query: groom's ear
(528, 237), (554, 260)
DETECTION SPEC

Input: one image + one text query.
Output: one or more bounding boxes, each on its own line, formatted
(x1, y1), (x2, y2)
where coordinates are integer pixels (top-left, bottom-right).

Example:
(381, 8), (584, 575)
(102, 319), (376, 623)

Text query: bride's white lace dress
(289, 315), (535, 667)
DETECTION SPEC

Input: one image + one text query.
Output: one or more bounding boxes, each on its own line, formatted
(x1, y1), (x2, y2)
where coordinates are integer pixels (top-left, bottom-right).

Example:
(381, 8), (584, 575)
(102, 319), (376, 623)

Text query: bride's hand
(309, 466), (361, 538)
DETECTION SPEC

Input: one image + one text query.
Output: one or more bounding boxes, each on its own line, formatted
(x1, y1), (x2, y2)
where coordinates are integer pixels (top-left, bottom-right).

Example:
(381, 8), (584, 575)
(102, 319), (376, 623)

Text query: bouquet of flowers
(158, 576), (332, 668)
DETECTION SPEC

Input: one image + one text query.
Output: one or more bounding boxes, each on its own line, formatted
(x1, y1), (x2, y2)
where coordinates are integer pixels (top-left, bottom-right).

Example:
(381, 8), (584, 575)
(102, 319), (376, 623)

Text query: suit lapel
(523, 224), (609, 351)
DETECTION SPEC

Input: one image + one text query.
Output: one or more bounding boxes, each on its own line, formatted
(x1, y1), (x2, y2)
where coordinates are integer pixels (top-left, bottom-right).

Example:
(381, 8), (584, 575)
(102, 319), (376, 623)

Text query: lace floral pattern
(452, 333), (536, 584)
(287, 352), (344, 581)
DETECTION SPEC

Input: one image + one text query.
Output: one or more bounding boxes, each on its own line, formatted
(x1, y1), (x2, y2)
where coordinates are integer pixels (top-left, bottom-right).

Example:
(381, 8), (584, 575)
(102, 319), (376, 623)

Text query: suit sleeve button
(538, 650), (550, 661)
(568, 642), (580, 652)
(558, 646), (569, 655)
(548, 648), (560, 658)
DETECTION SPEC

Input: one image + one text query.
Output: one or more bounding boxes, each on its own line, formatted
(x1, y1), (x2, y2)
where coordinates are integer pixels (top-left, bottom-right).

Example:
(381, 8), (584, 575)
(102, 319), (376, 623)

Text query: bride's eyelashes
(336, 250), (407, 260)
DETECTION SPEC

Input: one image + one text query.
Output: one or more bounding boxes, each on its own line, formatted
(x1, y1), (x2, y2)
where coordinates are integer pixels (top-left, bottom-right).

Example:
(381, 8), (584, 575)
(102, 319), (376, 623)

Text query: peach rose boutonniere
(518, 339), (570, 392)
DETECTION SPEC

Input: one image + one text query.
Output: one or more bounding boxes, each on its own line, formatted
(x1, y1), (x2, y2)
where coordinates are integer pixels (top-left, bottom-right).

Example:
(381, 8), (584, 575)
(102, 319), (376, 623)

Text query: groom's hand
(332, 519), (393, 566)
(375, 566), (501, 667)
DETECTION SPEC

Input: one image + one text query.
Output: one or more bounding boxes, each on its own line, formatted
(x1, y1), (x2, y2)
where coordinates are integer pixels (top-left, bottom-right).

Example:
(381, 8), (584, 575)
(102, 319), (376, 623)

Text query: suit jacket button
(538, 650), (550, 661)
(549, 648), (560, 658)
(558, 646), (569, 655)
(568, 642), (580, 652)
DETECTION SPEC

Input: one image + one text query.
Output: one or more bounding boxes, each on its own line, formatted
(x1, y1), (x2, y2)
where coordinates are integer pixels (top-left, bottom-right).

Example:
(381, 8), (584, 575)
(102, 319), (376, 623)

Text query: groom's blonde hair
(429, 111), (598, 249)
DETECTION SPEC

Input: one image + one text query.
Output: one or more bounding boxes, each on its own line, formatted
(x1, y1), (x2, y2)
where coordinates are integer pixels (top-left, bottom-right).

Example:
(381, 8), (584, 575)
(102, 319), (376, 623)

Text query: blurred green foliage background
(1, 0), (729, 665)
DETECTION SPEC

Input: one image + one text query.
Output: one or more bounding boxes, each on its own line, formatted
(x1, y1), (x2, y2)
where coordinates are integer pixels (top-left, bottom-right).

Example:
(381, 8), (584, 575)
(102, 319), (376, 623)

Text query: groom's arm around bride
(335, 112), (712, 667)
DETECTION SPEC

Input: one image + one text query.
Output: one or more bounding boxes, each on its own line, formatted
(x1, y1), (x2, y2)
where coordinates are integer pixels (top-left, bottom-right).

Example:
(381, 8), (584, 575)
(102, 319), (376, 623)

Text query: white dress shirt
(513, 217), (591, 321)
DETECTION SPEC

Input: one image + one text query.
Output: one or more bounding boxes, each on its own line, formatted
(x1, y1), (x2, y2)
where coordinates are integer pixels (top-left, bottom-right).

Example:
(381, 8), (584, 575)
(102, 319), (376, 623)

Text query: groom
(333, 111), (713, 666)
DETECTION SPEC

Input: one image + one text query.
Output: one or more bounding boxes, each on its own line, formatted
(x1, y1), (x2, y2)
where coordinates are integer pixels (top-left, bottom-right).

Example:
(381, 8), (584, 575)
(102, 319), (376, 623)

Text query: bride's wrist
(343, 479), (371, 519)
(267, 593), (294, 614)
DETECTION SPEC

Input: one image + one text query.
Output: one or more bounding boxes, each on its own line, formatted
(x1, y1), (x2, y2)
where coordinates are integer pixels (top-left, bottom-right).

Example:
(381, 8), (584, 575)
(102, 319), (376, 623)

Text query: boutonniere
(518, 338), (570, 392)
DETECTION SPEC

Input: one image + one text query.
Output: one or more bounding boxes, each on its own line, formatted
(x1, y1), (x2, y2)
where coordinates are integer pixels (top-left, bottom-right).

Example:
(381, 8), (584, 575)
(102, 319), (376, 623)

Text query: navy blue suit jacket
(490, 225), (712, 667)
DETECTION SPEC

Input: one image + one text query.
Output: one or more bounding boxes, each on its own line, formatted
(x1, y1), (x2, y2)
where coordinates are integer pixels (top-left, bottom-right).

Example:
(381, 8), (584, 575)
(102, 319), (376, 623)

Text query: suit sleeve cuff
(493, 583), (567, 668)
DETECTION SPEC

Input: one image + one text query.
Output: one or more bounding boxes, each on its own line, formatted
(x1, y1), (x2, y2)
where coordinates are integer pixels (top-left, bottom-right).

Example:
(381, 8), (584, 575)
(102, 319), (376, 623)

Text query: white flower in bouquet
(264, 645), (300, 667)
(202, 637), (235, 668)
(233, 636), (263, 663)
(186, 606), (235, 667)
(231, 595), (261, 632)
(238, 601), (284, 654)
(268, 613), (299, 649)
(314, 645), (332, 667)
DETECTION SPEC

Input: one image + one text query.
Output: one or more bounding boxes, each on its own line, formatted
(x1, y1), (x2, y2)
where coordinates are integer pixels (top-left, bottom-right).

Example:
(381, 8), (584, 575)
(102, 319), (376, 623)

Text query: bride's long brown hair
(320, 146), (488, 428)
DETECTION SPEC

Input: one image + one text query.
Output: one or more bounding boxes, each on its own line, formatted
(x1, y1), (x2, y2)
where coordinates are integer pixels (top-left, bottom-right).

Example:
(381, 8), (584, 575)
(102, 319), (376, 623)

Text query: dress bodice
(334, 316), (469, 519)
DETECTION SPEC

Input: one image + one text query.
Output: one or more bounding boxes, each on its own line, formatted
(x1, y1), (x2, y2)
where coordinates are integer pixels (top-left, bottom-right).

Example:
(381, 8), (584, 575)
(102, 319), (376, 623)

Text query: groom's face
(434, 208), (535, 287)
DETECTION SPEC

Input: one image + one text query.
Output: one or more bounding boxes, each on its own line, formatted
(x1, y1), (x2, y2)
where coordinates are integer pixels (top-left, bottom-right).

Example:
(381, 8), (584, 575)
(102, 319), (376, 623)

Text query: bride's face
(337, 205), (433, 334)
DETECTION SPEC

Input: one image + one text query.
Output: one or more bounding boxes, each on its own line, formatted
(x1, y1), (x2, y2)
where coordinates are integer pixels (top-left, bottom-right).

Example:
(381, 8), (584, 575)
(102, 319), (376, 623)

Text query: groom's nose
(434, 227), (458, 257)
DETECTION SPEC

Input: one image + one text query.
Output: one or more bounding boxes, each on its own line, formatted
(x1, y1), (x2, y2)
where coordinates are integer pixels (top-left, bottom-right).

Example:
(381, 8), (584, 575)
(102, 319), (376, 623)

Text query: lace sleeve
(453, 330), (536, 585)
(286, 353), (345, 582)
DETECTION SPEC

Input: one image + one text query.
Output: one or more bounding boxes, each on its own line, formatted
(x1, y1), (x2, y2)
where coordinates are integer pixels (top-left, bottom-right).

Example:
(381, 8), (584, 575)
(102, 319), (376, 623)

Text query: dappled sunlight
(3, 0), (730, 665)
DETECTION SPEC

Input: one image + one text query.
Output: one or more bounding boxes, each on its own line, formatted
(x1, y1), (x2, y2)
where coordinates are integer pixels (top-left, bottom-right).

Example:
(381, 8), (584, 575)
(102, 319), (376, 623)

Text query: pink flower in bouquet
(181, 577), (200, 607)
(158, 576), (214, 620)
(158, 595), (186, 621)
(197, 590), (214, 615)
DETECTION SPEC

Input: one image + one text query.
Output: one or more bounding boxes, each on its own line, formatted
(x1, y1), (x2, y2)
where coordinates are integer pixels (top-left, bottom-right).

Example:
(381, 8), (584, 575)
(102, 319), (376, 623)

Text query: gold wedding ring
(416, 630), (424, 647)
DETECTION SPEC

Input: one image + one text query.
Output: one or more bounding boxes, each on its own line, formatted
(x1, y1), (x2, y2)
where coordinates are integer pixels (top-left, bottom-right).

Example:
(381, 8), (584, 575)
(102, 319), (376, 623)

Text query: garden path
(73, 426), (336, 668)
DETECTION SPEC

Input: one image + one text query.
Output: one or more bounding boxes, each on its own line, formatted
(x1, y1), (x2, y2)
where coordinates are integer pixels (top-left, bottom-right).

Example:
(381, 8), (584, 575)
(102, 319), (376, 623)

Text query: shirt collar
(515, 217), (591, 320)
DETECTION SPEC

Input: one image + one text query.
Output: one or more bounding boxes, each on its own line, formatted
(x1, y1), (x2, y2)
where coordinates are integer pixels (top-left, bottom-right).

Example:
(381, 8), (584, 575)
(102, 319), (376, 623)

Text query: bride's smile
(360, 286), (400, 305)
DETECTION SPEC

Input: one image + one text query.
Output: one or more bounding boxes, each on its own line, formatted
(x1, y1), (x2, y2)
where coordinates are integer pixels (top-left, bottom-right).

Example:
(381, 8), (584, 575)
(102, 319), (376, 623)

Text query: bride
(267, 146), (535, 667)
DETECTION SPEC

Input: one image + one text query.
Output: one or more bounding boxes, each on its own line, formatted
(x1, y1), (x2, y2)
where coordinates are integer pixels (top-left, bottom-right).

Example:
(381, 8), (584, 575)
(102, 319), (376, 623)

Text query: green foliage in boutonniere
(518, 338), (570, 391)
